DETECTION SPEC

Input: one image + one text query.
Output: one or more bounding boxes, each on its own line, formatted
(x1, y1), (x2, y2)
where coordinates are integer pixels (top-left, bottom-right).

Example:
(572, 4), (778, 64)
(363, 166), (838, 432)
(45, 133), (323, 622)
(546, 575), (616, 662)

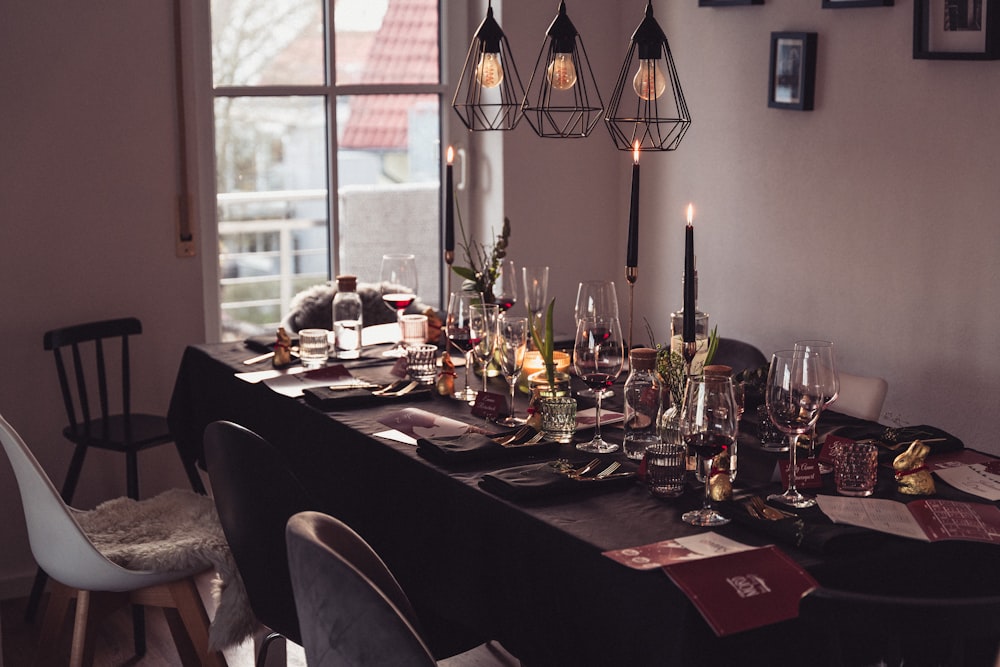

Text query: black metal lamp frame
(452, 2), (526, 132)
(605, 2), (691, 151)
(522, 1), (605, 138)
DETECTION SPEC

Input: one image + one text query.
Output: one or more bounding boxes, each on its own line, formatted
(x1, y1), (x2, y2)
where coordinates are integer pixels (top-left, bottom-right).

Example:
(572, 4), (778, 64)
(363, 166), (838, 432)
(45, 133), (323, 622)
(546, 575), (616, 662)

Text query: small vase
(527, 371), (571, 397)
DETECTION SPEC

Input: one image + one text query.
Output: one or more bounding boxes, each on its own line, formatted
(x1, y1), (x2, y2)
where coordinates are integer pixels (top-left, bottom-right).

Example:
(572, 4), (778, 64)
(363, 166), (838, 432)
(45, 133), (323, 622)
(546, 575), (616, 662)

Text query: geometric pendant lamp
(452, 1), (526, 132)
(522, 1), (604, 138)
(605, 1), (691, 151)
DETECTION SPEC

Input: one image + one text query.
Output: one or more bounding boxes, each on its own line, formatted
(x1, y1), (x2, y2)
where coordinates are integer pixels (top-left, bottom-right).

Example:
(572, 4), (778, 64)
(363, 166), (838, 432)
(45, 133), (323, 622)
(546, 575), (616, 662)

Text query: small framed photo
(699, 0), (763, 6)
(914, 0), (1000, 59)
(767, 32), (817, 111)
(822, 0), (892, 7)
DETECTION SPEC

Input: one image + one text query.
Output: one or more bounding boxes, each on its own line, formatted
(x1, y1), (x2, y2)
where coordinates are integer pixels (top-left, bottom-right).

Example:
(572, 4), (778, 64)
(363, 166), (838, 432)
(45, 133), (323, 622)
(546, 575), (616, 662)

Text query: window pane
(216, 96), (330, 339)
(212, 0), (324, 87)
(337, 93), (441, 309)
(335, 0), (439, 86)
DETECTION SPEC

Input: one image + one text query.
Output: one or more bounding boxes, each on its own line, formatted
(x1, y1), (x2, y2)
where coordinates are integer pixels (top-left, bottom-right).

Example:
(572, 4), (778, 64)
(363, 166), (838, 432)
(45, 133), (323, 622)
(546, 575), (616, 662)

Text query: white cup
(298, 328), (330, 368)
(399, 314), (429, 347)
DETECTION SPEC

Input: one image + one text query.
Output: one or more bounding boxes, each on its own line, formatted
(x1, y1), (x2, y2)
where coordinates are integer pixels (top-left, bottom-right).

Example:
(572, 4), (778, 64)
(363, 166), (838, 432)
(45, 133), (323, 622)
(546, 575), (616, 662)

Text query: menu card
(926, 450), (1000, 501)
(663, 546), (819, 637)
(260, 364), (355, 397)
(816, 495), (1000, 544)
(375, 407), (471, 445)
(603, 532), (755, 570)
(575, 407), (625, 430)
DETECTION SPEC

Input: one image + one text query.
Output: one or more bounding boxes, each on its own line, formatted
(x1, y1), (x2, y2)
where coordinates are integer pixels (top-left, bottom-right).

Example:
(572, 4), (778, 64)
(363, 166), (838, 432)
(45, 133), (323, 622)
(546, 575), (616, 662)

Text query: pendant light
(605, 2), (691, 151)
(452, 1), (526, 132)
(522, 1), (604, 138)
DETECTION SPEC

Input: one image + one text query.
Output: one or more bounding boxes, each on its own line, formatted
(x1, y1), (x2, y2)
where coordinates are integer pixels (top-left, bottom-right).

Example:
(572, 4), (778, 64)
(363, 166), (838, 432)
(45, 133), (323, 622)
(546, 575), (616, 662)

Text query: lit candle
(683, 203), (695, 342)
(445, 146), (455, 255)
(626, 141), (640, 268)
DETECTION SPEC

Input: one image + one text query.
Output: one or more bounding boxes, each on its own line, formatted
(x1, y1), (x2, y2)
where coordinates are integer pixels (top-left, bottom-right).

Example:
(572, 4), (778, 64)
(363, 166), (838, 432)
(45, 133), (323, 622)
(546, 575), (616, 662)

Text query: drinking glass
(445, 291), (481, 402)
(794, 340), (839, 458)
(680, 375), (737, 526)
(495, 259), (517, 312)
(497, 316), (529, 426)
(573, 316), (624, 454)
(470, 303), (499, 396)
(574, 280), (620, 398)
(522, 265), (549, 345)
(766, 349), (824, 508)
(380, 253), (418, 357)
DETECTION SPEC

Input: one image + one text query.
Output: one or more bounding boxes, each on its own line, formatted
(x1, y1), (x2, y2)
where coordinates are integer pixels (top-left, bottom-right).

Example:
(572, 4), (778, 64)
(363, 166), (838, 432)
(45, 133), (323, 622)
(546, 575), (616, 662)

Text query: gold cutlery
(494, 426), (533, 446)
(372, 379), (409, 396)
(242, 348), (300, 365)
(568, 458), (601, 478)
(595, 461), (621, 479)
(749, 495), (795, 520)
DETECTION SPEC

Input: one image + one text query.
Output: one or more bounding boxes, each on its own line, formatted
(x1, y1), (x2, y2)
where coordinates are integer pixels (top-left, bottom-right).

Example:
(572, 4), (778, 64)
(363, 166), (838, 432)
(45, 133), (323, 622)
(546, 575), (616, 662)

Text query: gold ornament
(273, 327), (293, 367)
(708, 451), (733, 502)
(893, 439), (936, 495)
(435, 351), (456, 396)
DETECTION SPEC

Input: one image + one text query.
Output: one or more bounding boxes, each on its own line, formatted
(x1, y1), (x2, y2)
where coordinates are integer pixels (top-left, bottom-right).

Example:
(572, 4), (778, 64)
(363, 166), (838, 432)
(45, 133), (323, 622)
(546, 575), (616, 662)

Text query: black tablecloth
(168, 343), (1000, 666)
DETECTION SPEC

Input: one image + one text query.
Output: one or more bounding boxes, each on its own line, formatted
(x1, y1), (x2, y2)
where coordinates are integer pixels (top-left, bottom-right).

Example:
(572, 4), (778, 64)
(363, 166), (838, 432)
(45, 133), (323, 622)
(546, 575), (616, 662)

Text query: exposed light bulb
(632, 59), (667, 101)
(475, 52), (504, 89)
(546, 53), (577, 91)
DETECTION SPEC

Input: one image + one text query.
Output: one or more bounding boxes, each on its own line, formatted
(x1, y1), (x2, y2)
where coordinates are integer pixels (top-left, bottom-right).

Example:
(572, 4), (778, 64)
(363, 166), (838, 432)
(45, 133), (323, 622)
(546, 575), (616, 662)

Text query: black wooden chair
(26, 317), (206, 640)
(712, 337), (767, 375)
(798, 587), (1000, 667)
(204, 420), (315, 667)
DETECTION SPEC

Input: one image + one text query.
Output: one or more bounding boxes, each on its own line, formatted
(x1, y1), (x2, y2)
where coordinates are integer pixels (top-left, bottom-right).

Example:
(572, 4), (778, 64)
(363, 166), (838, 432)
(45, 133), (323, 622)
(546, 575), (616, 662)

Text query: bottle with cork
(332, 275), (362, 359)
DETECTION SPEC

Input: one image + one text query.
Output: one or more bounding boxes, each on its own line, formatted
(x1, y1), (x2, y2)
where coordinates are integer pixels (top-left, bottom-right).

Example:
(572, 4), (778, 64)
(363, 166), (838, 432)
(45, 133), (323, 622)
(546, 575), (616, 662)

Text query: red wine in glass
(448, 330), (473, 353)
(581, 372), (615, 391)
(496, 297), (516, 312)
(685, 432), (731, 460)
(592, 326), (612, 344)
(383, 292), (416, 311)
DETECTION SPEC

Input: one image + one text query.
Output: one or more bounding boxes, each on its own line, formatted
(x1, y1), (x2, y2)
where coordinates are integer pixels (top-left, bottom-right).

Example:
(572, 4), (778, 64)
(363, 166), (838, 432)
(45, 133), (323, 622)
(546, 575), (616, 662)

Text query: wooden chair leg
(35, 581), (74, 666)
(133, 577), (227, 667)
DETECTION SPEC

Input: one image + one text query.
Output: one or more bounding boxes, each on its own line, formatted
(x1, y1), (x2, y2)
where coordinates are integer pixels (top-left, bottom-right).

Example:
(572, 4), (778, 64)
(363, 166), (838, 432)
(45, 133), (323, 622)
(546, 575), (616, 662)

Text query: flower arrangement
(529, 298), (557, 388)
(646, 322), (720, 407)
(450, 206), (511, 303)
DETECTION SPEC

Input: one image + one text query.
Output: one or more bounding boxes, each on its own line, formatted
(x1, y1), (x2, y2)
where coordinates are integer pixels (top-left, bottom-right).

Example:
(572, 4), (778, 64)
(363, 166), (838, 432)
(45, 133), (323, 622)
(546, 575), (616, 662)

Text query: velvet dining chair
(286, 510), (521, 667)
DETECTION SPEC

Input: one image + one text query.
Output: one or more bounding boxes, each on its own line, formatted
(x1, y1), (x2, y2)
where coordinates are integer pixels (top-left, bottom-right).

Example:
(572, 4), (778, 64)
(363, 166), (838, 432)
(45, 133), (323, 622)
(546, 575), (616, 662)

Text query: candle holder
(625, 266), (637, 350)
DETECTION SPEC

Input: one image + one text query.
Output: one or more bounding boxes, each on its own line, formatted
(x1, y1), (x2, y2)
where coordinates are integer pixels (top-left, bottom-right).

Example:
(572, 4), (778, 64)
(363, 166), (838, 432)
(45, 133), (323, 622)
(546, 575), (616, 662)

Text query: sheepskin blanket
(76, 488), (256, 651)
(281, 281), (431, 332)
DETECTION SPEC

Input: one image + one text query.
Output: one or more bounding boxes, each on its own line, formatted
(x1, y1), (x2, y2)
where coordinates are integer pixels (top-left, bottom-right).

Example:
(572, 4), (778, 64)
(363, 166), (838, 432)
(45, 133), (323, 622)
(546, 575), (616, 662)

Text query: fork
(595, 461), (621, 479)
(751, 495), (794, 520)
(568, 458), (601, 477)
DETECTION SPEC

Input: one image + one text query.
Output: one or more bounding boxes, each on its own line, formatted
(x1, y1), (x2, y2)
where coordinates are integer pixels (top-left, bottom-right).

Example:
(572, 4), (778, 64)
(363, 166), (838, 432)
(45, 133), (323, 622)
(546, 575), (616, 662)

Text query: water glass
(645, 442), (686, 499)
(400, 314), (429, 347)
(833, 441), (878, 496)
(298, 328), (330, 368)
(539, 396), (577, 444)
(405, 344), (438, 384)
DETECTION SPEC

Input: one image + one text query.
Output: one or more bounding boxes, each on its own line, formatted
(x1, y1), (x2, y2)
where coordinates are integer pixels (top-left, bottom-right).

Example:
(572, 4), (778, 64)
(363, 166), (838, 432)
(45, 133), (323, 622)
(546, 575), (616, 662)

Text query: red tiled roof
(340, 0), (439, 150)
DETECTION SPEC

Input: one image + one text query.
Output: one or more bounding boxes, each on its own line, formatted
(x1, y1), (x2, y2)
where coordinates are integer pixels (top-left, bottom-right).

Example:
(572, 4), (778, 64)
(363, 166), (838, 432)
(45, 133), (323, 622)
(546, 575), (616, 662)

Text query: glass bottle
(669, 270), (710, 376)
(623, 348), (661, 461)
(332, 274), (363, 359)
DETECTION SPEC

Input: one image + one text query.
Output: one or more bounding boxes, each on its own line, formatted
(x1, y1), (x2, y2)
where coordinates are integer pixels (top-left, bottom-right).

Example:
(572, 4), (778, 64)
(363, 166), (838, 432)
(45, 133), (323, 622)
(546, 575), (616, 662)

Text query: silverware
(327, 381), (380, 391)
(242, 351), (275, 365)
(750, 495), (794, 520)
(372, 380), (408, 396)
(569, 458), (601, 478)
(595, 461), (621, 479)
(494, 426), (532, 446)
(389, 380), (419, 397)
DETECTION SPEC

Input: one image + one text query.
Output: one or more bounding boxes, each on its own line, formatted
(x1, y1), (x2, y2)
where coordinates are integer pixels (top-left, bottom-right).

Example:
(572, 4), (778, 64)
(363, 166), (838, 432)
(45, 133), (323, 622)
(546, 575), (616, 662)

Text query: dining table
(168, 337), (1000, 666)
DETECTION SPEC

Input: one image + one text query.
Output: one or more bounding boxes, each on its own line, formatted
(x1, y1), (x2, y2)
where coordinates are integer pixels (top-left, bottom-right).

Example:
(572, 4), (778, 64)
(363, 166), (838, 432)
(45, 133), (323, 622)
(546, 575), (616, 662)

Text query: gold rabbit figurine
(893, 439), (935, 495)
(708, 451), (733, 502)
(273, 327), (293, 368)
(435, 351), (456, 396)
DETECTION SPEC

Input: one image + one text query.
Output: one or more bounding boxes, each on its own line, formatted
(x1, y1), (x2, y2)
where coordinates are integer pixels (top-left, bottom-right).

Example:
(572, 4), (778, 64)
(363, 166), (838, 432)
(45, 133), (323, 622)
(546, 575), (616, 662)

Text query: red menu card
(663, 545), (818, 637)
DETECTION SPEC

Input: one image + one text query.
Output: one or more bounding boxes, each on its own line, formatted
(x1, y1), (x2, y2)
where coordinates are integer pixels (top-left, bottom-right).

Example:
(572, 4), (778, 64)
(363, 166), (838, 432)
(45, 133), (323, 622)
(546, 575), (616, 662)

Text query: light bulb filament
(632, 59), (667, 101)
(546, 52), (577, 91)
(475, 52), (504, 89)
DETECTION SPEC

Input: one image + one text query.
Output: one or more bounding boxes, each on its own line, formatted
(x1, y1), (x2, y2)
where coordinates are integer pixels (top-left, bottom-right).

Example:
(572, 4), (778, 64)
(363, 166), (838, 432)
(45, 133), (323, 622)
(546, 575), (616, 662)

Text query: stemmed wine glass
(574, 280), (620, 398)
(522, 266), (549, 346)
(495, 259), (517, 312)
(469, 303), (499, 397)
(379, 253), (418, 358)
(680, 375), (737, 526)
(445, 292), (480, 402)
(497, 315), (529, 426)
(794, 340), (839, 459)
(573, 316), (624, 454)
(766, 349), (824, 508)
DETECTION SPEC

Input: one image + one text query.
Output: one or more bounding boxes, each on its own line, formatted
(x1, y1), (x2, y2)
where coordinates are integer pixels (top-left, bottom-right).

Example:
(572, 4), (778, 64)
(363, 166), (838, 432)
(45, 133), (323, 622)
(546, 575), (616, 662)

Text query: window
(210, 0), (444, 340)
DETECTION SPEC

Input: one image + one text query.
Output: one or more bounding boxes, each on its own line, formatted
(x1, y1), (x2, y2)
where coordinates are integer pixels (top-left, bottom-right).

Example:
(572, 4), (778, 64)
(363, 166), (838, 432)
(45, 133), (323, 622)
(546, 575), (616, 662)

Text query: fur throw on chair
(76, 488), (256, 651)
(281, 281), (432, 332)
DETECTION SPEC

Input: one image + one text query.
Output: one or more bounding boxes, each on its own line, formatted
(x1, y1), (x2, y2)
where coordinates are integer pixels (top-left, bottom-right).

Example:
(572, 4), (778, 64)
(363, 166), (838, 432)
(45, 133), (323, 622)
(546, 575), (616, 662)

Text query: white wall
(2, 0), (998, 597)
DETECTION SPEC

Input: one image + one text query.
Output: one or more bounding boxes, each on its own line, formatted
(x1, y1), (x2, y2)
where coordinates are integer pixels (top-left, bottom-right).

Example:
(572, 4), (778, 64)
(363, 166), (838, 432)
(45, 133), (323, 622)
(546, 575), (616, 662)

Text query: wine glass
(445, 292), (481, 402)
(766, 349), (824, 508)
(680, 375), (737, 526)
(574, 280), (620, 398)
(470, 303), (499, 397)
(497, 315), (529, 426)
(380, 253), (418, 358)
(494, 259), (517, 312)
(794, 340), (839, 459)
(573, 316), (624, 454)
(521, 265), (549, 345)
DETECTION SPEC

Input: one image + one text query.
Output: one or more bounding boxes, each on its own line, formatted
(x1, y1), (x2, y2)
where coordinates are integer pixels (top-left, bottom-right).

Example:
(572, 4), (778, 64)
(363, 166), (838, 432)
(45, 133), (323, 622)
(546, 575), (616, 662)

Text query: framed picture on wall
(914, 0), (1000, 59)
(767, 32), (817, 111)
(822, 0), (892, 7)
(699, 0), (763, 6)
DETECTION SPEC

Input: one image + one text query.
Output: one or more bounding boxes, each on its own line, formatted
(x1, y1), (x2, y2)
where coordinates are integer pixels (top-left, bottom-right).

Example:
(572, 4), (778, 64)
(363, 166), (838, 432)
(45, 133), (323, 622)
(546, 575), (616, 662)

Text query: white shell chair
(834, 371), (889, 422)
(0, 414), (225, 667)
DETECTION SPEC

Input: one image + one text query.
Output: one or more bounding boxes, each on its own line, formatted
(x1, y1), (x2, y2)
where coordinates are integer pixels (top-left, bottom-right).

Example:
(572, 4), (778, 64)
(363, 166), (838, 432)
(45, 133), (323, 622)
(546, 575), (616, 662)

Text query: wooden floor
(1, 592), (305, 667)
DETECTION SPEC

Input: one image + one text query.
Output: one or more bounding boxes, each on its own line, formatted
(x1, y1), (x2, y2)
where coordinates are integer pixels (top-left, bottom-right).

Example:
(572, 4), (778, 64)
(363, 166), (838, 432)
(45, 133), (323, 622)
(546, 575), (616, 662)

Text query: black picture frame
(699, 0), (763, 6)
(822, 0), (892, 7)
(767, 32), (817, 111)
(914, 0), (1000, 59)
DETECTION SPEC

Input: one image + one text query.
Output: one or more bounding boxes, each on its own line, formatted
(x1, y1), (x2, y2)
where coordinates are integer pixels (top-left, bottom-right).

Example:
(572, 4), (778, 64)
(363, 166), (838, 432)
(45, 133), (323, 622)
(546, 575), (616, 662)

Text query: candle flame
(447, 146), (454, 164)
(686, 203), (694, 225)
(632, 140), (640, 164)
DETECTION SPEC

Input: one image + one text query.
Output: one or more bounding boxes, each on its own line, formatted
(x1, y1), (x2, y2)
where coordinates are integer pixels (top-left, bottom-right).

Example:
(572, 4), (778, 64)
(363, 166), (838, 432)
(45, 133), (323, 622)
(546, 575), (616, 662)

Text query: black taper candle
(445, 147), (455, 255)
(683, 208), (695, 342)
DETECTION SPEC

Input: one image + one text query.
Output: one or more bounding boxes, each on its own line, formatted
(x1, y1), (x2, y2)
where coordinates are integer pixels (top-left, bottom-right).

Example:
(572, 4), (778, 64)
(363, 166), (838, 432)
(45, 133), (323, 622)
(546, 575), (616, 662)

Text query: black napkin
(829, 423), (963, 463)
(416, 431), (558, 464)
(727, 504), (887, 555)
(302, 384), (432, 410)
(479, 462), (636, 500)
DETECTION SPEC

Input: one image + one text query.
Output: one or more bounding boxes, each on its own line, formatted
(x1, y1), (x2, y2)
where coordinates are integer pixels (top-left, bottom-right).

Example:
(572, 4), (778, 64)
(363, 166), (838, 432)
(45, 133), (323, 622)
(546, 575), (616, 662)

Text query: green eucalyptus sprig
(529, 298), (557, 387)
(451, 200), (511, 302)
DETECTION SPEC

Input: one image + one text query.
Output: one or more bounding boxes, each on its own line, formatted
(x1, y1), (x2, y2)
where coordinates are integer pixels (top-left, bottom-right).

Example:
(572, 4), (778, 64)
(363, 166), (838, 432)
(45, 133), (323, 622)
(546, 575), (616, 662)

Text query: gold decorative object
(708, 452), (733, 502)
(273, 327), (293, 368)
(893, 439), (936, 495)
(435, 351), (456, 396)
